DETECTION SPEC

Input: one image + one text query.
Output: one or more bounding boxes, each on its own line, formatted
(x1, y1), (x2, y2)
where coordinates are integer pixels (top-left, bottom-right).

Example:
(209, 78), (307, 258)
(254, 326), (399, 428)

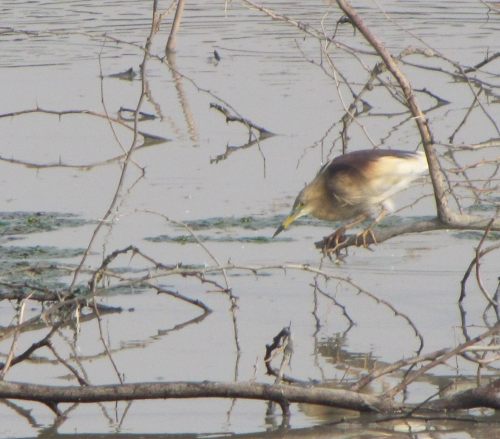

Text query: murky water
(0, 0), (499, 437)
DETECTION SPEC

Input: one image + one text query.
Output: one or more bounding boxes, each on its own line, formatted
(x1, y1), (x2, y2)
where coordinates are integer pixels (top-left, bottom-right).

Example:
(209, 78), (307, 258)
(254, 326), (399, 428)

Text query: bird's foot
(316, 225), (378, 259)
(355, 227), (377, 248)
(322, 226), (349, 257)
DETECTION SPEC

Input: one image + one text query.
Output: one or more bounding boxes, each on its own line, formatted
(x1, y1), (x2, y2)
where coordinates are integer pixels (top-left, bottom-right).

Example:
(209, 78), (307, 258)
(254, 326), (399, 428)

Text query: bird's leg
(322, 214), (367, 255)
(355, 208), (388, 248)
(322, 225), (348, 256)
(355, 228), (377, 248)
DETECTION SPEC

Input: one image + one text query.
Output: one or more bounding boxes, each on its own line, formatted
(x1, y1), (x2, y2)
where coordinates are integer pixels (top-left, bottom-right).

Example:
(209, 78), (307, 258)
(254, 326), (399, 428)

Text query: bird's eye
(294, 201), (304, 211)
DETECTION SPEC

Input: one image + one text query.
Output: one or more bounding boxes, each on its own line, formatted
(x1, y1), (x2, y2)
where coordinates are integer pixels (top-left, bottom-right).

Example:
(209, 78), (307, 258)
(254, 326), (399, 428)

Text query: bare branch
(385, 323), (500, 398)
(166, 0), (185, 53)
(0, 380), (395, 413)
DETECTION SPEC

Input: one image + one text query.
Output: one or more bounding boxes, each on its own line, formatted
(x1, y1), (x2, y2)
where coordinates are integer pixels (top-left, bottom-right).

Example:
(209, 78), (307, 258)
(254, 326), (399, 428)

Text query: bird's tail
(412, 150), (428, 175)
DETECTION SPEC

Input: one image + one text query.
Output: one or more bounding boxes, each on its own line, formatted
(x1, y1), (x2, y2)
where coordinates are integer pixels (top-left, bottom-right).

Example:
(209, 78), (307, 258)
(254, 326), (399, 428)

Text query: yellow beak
(273, 207), (305, 238)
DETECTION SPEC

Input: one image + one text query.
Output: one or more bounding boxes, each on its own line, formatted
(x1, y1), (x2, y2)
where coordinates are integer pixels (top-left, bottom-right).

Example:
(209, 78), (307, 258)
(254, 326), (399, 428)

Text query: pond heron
(273, 149), (428, 251)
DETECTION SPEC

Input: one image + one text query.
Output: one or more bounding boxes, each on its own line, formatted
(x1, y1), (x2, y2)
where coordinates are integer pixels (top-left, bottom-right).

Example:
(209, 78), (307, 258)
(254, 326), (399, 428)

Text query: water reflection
(164, 53), (199, 145)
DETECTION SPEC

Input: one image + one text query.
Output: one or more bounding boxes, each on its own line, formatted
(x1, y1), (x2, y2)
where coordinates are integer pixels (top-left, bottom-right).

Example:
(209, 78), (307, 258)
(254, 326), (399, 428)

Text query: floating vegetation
(143, 215), (441, 246)
(0, 245), (83, 260)
(452, 230), (500, 241)
(145, 233), (275, 244)
(0, 211), (89, 238)
(467, 197), (500, 213)
(0, 212), (88, 290)
(0, 246), (84, 290)
(179, 214), (433, 234)
(182, 215), (336, 232)
(183, 216), (270, 231)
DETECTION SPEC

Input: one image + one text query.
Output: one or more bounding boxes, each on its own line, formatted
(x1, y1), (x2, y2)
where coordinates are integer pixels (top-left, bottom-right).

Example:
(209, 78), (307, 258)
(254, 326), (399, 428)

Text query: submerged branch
(209, 103), (274, 164)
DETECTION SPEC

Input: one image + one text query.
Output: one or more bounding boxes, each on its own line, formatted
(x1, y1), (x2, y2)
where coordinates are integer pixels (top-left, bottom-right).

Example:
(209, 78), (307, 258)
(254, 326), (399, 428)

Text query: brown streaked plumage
(273, 149), (428, 241)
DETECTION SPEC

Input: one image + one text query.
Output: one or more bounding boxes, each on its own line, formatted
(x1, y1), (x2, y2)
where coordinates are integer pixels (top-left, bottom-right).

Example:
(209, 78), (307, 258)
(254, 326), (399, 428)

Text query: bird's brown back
(322, 150), (421, 216)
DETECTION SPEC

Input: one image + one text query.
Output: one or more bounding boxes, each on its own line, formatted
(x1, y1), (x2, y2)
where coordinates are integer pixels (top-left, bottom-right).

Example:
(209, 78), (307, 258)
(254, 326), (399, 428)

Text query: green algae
(0, 211), (88, 238)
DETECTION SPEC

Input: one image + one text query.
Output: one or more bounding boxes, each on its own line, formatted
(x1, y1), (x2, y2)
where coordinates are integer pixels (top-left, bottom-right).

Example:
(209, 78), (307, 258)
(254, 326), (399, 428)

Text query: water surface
(0, 0), (499, 437)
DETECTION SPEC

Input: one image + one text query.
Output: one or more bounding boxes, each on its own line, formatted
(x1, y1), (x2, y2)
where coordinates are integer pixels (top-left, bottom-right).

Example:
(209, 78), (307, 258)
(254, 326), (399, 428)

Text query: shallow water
(0, 0), (499, 437)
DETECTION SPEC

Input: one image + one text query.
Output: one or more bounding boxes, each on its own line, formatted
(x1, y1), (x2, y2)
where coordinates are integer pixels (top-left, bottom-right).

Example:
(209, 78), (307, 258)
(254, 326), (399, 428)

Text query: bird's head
(273, 186), (316, 238)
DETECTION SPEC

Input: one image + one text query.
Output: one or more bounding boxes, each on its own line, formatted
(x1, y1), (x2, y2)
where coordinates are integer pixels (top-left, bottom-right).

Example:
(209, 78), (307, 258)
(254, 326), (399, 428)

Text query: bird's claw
(355, 227), (377, 248)
(321, 226), (377, 258)
(322, 227), (348, 258)
(319, 226), (379, 260)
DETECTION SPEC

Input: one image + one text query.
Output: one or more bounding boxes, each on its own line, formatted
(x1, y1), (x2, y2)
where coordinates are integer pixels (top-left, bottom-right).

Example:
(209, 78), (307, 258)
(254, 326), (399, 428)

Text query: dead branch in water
(1, 251), (498, 416)
(1, 0), (499, 433)
(0, 323), (497, 415)
(209, 103), (274, 164)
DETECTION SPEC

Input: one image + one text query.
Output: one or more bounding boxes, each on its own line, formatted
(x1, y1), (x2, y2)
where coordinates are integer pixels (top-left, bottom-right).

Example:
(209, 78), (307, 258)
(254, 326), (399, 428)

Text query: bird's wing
(324, 162), (369, 206)
(360, 152), (427, 203)
(324, 150), (427, 207)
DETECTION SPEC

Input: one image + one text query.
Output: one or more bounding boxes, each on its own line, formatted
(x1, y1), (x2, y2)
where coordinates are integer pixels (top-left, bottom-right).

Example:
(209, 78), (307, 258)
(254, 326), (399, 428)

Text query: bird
(273, 149), (428, 252)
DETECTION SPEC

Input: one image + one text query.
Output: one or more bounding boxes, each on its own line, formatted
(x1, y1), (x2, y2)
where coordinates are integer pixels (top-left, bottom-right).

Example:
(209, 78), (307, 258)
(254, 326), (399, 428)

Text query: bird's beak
(273, 207), (305, 238)
(273, 224), (285, 238)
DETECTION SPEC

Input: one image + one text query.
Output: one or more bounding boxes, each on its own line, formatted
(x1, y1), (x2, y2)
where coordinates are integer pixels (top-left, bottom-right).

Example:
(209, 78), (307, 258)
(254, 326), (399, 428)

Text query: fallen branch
(315, 218), (446, 252)
(1, 376), (498, 416)
(0, 380), (394, 414)
(426, 378), (500, 411)
(385, 323), (500, 398)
